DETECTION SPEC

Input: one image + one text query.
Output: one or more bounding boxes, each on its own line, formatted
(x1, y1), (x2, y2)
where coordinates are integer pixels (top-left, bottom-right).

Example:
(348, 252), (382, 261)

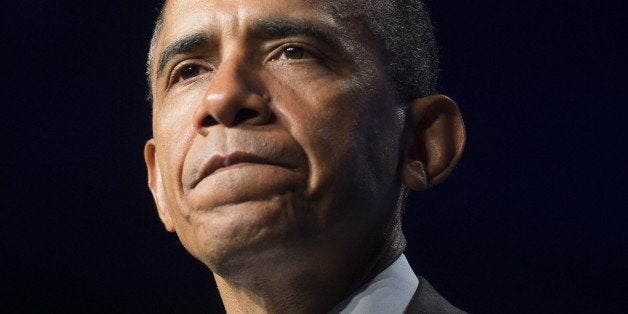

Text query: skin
(144, 0), (466, 312)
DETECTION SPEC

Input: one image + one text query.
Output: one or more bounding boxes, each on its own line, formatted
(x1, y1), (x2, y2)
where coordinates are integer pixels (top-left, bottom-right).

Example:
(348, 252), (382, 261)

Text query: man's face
(146, 0), (407, 275)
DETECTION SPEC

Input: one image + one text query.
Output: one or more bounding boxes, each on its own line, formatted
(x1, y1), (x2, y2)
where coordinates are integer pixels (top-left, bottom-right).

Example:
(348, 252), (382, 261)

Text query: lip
(190, 151), (279, 189)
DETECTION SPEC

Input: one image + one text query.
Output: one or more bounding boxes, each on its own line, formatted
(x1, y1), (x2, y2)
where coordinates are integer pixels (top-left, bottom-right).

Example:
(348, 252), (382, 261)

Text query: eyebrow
(253, 18), (342, 52)
(154, 17), (343, 79)
(156, 32), (213, 78)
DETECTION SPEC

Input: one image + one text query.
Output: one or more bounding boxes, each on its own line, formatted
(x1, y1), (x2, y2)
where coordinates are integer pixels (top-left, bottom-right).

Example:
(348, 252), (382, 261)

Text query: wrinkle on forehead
(157, 0), (366, 51)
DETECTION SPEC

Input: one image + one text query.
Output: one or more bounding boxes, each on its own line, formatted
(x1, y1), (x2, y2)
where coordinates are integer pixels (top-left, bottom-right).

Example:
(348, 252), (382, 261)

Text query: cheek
(154, 89), (202, 139)
(270, 73), (396, 197)
(154, 89), (204, 158)
(152, 93), (202, 211)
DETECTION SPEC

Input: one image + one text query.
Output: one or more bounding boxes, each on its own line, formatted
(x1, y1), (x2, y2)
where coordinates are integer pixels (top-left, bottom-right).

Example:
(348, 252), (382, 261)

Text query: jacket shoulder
(404, 277), (467, 314)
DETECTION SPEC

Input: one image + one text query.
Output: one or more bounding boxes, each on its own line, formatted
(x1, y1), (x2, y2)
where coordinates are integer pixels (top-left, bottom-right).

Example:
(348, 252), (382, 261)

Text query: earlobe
(144, 139), (175, 232)
(399, 95), (466, 191)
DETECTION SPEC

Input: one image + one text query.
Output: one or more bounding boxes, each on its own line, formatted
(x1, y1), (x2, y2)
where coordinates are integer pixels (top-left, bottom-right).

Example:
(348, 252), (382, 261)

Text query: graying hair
(146, 0), (438, 101)
(146, 8), (164, 90)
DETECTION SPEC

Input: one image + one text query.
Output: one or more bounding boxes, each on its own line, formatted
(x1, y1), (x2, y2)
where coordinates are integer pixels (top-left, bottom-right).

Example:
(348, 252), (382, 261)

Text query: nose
(193, 59), (272, 135)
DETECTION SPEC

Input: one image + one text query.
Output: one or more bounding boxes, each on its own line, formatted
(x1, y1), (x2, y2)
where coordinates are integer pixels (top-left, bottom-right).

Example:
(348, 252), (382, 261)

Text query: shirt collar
(330, 254), (419, 313)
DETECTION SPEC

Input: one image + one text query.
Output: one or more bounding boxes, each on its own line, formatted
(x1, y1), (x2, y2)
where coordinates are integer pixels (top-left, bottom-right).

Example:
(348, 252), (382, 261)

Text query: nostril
(234, 108), (260, 124)
(200, 115), (219, 128)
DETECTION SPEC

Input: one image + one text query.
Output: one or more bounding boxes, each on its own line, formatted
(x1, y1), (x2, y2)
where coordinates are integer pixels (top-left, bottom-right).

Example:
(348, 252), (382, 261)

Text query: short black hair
(331, 0), (439, 100)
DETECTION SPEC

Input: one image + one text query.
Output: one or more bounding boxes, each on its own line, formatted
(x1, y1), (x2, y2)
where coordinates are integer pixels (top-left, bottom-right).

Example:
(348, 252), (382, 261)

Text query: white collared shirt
(330, 254), (419, 314)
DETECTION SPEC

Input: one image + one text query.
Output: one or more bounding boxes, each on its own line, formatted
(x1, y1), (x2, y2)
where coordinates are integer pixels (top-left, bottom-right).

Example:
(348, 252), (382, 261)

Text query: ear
(144, 139), (175, 232)
(399, 95), (466, 191)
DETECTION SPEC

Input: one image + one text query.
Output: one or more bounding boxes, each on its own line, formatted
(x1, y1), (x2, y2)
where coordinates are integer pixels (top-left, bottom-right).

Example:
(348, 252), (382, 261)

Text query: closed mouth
(190, 151), (279, 189)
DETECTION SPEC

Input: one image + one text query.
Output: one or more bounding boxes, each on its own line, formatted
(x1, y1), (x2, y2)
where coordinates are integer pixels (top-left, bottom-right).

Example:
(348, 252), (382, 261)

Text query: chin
(182, 196), (305, 279)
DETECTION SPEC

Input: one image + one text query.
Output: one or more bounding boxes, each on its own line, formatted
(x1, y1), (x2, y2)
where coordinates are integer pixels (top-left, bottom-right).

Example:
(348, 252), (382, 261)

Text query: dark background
(2, 1), (626, 313)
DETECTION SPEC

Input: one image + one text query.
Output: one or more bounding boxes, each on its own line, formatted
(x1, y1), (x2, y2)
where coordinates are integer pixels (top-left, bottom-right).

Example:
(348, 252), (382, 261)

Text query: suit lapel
(404, 277), (467, 314)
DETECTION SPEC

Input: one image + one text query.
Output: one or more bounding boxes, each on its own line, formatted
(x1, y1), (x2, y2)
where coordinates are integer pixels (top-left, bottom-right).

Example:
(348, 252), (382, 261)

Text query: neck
(215, 271), (342, 313)
(213, 224), (406, 313)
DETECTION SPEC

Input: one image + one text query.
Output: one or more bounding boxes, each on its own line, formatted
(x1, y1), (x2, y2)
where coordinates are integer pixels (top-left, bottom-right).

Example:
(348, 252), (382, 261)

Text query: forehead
(159, 0), (346, 43)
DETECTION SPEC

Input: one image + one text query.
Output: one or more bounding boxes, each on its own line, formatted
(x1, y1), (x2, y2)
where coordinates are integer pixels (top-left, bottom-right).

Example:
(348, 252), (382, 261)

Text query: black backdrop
(2, 1), (626, 313)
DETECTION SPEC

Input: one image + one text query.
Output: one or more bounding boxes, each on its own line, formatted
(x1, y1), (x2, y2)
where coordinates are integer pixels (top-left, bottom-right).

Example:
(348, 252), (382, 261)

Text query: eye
(272, 45), (316, 61)
(172, 63), (210, 84)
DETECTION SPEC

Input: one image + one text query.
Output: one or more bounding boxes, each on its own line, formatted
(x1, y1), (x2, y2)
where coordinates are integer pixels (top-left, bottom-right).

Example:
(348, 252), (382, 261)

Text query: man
(144, 0), (466, 312)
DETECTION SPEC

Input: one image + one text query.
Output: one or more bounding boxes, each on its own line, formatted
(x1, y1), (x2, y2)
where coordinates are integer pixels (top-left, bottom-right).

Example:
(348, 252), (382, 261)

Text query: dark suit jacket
(404, 277), (467, 313)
